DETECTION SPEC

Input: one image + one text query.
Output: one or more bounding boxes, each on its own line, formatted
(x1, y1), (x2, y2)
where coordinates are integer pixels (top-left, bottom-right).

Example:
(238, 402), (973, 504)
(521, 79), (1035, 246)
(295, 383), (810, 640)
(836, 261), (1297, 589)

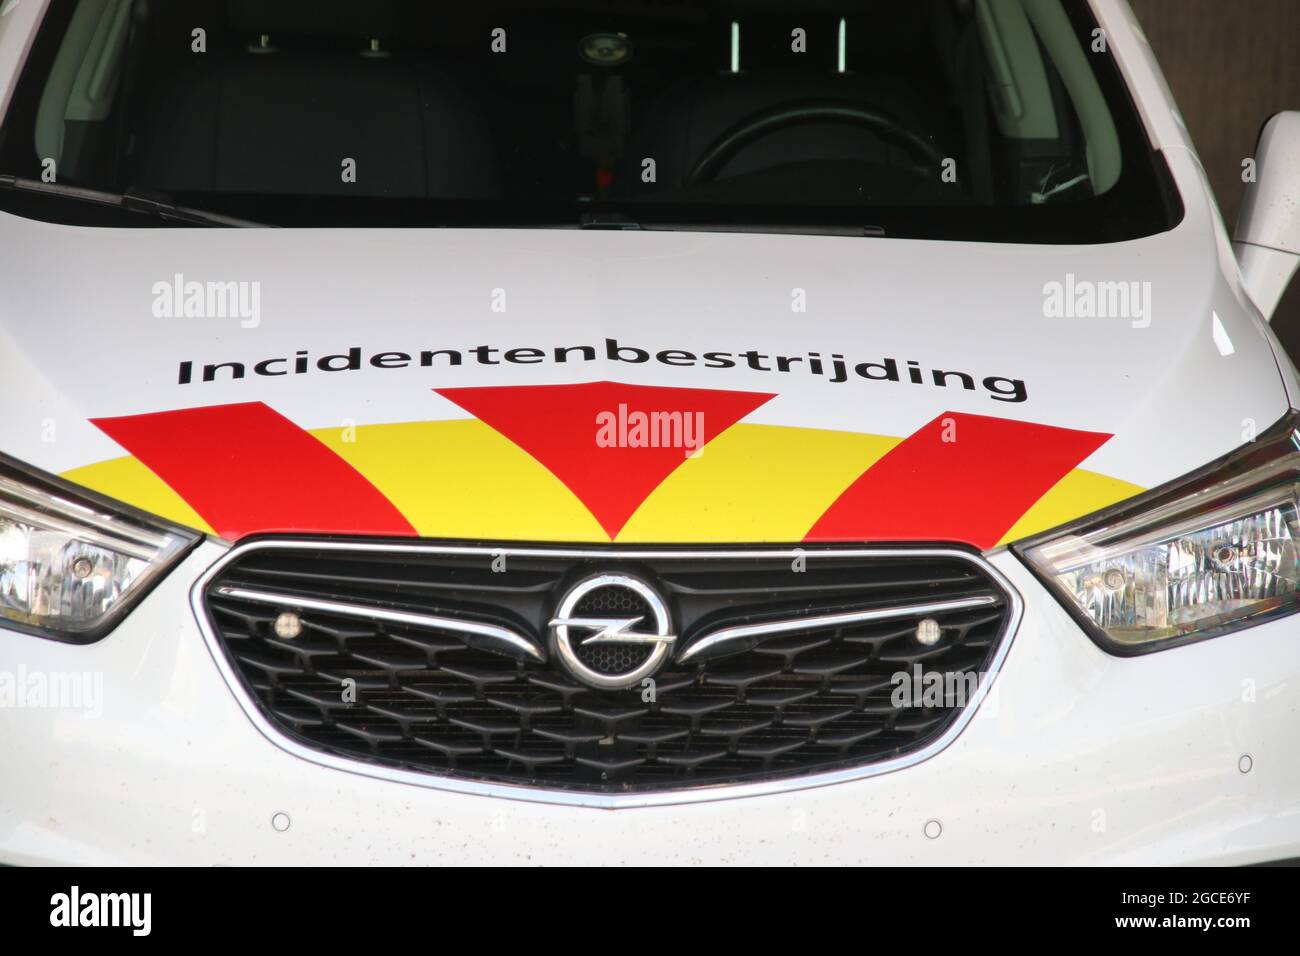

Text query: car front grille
(200, 542), (1016, 796)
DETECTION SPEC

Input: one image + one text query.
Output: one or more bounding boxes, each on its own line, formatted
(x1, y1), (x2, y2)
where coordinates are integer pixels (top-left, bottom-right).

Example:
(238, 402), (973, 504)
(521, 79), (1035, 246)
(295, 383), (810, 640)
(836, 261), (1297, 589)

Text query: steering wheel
(686, 101), (949, 185)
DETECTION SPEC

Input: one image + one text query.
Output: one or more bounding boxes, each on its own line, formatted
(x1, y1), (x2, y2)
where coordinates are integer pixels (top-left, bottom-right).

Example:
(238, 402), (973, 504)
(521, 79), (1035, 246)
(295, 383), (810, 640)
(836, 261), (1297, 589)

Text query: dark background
(1129, 0), (1300, 360)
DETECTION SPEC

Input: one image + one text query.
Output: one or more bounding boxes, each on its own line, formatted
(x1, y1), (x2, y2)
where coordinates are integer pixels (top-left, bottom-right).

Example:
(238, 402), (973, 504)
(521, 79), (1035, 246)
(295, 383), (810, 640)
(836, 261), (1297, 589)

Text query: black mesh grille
(203, 543), (1013, 794)
(570, 585), (656, 674)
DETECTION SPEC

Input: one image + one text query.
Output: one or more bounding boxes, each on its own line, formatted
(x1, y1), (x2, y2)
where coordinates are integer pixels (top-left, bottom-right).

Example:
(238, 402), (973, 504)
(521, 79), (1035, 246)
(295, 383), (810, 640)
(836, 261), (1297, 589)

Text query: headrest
(227, 0), (396, 39)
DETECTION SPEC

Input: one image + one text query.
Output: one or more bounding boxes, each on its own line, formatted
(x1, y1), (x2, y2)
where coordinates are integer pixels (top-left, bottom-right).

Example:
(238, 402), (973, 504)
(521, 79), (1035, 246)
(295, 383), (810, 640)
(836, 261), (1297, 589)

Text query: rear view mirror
(1235, 112), (1300, 320)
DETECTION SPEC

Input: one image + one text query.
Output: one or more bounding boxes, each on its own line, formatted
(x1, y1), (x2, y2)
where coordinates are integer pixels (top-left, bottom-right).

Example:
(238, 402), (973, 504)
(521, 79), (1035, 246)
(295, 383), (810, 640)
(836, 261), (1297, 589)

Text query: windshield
(0, 0), (1180, 239)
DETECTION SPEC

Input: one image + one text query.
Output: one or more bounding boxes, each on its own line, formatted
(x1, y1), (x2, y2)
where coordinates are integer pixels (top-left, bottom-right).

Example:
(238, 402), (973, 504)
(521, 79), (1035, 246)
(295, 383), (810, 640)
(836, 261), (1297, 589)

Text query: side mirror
(1235, 112), (1300, 321)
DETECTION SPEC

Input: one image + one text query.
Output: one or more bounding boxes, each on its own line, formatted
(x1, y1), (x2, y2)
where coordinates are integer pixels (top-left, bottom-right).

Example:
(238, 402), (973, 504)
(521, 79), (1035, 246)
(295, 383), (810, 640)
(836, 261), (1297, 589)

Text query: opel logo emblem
(549, 573), (676, 690)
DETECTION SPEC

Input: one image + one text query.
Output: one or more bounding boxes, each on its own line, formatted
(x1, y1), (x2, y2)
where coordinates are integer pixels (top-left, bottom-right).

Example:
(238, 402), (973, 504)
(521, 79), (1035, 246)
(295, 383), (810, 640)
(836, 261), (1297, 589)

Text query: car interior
(0, 0), (1177, 237)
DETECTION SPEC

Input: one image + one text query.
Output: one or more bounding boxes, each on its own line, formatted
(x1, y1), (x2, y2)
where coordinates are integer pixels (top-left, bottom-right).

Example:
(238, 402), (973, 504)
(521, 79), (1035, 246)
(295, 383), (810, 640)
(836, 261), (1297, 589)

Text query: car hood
(0, 209), (1288, 548)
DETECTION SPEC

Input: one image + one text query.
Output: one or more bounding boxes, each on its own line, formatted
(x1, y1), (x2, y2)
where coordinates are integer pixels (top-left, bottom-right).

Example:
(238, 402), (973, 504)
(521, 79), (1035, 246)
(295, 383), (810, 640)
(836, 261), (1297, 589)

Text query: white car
(1, 0), (1298, 866)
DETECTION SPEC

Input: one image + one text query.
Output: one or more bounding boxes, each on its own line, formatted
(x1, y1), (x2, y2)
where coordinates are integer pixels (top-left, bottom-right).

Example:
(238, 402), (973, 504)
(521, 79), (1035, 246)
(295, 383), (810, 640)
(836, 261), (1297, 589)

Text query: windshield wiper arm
(0, 175), (267, 227)
(577, 211), (642, 230)
(637, 222), (885, 237)
(574, 211), (884, 237)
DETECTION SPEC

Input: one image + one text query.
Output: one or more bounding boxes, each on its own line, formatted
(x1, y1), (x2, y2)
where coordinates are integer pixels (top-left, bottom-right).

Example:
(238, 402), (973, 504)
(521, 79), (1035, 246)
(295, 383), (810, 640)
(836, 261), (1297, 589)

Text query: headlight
(0, 455), (200, 641)
(1016, 412), (1300, 653)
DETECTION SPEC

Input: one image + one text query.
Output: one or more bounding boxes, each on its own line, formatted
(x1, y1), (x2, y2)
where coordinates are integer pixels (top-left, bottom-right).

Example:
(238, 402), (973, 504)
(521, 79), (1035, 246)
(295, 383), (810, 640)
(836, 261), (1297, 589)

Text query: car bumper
(2, 540), (1298, 866)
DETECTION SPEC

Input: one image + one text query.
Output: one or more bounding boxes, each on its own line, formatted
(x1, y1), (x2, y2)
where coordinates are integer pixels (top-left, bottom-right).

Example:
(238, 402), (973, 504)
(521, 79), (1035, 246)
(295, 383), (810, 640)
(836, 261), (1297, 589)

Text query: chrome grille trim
(211, 584), (545, 662)
(191, 539), (1024, 809)
(677, 594), (1000, 663)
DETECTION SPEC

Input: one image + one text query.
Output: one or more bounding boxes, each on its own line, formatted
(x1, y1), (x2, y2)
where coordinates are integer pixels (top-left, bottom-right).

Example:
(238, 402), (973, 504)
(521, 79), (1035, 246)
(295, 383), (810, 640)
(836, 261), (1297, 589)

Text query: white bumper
(2, 541), (1298, 866)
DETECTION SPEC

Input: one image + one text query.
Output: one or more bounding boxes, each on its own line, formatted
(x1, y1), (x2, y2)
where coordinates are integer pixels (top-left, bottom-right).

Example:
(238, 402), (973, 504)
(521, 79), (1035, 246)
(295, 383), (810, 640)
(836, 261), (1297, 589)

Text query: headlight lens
(1017, 413), (1300, 652)
(0, 461), (199, 640)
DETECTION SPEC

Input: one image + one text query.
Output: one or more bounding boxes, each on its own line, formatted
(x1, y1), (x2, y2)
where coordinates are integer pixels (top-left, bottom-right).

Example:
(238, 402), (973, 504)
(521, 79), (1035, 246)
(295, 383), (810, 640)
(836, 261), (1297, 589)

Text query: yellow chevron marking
(616, 422), (901, 542)
(311, 419), (608, 541)
(996, 468), (1145, 546)
(55, 420), (1143, 548)
(61, 456), (217, 535)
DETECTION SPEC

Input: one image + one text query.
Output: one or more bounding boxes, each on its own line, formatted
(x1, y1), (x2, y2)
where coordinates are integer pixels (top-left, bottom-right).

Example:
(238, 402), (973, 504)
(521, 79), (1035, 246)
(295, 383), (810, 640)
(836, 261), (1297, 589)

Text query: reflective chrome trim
(211, 584), (544, 663)
(677, 595), (999, 664)
(559, 619), (674, 645)
(191, 539), (1023, 810)
(549, 572), (674, 690)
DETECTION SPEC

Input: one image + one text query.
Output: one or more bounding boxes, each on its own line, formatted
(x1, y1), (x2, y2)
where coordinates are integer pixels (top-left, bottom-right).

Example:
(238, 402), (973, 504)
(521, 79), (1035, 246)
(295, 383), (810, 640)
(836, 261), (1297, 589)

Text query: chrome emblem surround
(549, 572), (676, 689)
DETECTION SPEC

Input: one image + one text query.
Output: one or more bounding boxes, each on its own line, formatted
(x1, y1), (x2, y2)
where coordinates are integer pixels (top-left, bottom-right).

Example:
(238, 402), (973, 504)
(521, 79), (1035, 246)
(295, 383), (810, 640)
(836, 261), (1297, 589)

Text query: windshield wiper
(577, 211), (643, 230)
(0, 175), (267, 227)
(575, 211), (884, 236)
(639, 222), (885, 237)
